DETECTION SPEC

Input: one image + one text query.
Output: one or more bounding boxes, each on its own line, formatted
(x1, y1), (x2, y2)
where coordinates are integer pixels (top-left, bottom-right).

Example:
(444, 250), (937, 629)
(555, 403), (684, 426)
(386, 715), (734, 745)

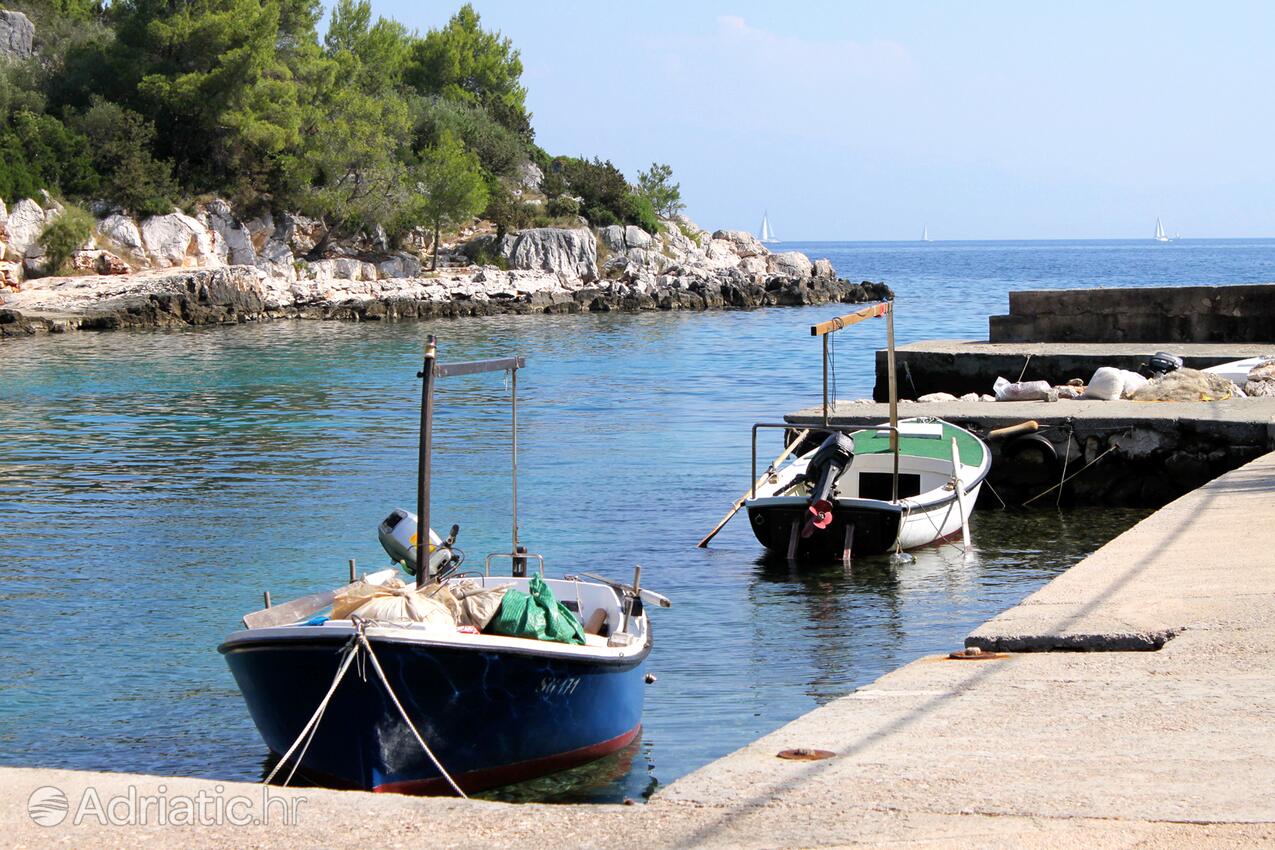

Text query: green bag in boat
(485, 574), (585, 645)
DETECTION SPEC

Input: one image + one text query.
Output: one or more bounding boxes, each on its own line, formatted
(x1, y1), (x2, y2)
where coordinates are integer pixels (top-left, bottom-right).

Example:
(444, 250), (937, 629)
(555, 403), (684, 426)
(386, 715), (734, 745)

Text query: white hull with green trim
(745, 418), (991, 560)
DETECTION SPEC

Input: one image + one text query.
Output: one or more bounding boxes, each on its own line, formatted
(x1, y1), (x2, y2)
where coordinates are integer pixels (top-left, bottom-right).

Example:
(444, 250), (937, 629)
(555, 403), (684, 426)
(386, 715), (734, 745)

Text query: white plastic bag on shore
(993, 376), (1053, 401)
(1082, 367), (1124, 400)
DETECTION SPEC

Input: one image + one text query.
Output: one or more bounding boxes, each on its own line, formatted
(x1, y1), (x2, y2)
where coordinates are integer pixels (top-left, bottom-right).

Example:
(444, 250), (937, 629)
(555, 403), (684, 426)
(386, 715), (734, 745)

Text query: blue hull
(220, 632), (647, 794)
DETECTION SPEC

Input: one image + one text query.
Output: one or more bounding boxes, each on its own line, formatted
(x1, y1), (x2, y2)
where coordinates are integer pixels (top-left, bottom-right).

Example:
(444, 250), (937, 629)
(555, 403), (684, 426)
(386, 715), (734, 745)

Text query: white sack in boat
(449, 581), (511, 629)
(351, 586), (455, 627)
(332, 576), (455, 628)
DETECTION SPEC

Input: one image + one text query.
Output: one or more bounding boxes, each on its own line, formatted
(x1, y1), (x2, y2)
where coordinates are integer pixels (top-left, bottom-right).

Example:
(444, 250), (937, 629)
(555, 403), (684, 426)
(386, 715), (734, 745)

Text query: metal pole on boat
(511, 365), (525, 578)
(416, 335), (437, 589)
(822, 334), (829, 426)
(886, 301), (899, 501)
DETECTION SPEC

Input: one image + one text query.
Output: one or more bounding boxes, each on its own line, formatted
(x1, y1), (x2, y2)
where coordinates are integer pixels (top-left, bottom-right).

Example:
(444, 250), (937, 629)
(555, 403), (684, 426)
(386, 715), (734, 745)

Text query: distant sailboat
(1154, 218), (1171, 243)
(759, 212), (778, 243)
(922, 225), (931, 242)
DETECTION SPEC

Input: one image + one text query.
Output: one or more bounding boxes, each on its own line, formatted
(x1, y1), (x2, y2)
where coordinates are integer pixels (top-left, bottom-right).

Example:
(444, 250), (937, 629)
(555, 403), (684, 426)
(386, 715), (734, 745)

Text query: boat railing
(751, 422), (900, 500)
(483, 551), (545, 578)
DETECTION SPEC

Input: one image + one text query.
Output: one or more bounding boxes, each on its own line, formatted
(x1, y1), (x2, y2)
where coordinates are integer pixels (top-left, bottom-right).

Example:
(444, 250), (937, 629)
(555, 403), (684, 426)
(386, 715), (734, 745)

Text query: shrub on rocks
(37, 204), (93, 275)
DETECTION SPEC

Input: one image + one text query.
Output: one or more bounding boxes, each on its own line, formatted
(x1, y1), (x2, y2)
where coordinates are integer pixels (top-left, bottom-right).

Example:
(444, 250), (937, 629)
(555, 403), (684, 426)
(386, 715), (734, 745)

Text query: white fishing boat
(744, 418), (990, 560)
(697, 300), (991, 562)
(1154, 217), (1171, 242)
(759, 211), (778, 243)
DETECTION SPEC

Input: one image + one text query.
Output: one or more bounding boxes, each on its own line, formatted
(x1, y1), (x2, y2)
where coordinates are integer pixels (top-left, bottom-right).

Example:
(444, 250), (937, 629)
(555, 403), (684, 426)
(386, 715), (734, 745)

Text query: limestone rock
(97, 214), (145, 255)
(95, 251), (130, 275)
(243, 213), (275, 252)
(376, 253), (421, 279)
(599, 225), (626, 253)
(0, 260), (22, 290)
(6, 199), (46, 257)
(256, 239), (296, 282)
(498, 227), (597, 281)
(768, 251), (813, 278)
(203, 199), (256, 266)
(624, 225), (652, 250)
(141, 213), (221, 268)
(278, 212), (322, 256)
(517, 160), (544, 193)
(711, 229), (765, 258)
(0, 10), (34, 60)
(813, 258), (835, 278)
(918, 392), (958, 403)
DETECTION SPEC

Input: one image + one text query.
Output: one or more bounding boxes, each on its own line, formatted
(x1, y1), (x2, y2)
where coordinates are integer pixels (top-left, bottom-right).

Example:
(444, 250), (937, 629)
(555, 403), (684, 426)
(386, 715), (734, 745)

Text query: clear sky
(370, 1), (1274, 241)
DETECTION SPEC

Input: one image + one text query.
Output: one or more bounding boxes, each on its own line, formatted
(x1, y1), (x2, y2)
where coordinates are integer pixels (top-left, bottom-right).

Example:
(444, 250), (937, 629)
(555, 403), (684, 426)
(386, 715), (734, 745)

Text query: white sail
(922, 225), (930, 242)
(1154, 217), (1169, 242)
(759, 212), (777, 243)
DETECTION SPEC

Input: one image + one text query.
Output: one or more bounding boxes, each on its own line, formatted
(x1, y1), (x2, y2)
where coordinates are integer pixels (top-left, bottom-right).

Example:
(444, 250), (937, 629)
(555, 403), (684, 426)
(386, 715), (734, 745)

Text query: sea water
(2, 238), (1271, 802)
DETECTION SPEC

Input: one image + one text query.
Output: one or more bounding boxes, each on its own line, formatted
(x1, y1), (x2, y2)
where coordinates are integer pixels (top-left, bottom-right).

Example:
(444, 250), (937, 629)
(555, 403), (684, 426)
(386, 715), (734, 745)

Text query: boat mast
(809, 300), (899, 498)
(416, 335), (437, 589)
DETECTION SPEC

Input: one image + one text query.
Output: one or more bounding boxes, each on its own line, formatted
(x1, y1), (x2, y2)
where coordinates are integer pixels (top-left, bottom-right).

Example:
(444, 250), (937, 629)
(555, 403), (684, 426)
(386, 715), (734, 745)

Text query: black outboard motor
(1140, 351), (1184, 379)
(800, 432), (855, 537)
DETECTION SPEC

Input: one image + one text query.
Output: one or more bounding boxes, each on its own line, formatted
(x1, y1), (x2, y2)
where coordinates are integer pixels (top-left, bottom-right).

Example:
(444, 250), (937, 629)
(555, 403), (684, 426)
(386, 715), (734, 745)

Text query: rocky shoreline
(0, 265), (889, 336)
(0, 196), (890, 338)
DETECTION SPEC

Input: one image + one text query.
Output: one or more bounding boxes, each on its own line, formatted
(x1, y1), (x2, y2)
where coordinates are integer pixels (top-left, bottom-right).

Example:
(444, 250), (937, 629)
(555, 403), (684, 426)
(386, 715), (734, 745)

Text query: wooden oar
(697, 428), (811, 548)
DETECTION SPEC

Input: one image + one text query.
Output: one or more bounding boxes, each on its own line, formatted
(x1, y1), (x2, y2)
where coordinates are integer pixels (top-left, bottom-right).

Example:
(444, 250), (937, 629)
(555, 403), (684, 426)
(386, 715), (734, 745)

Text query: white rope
(264, 635), (360, 787)
(262, 624), (468, 799)
(357, 631), (468, 798)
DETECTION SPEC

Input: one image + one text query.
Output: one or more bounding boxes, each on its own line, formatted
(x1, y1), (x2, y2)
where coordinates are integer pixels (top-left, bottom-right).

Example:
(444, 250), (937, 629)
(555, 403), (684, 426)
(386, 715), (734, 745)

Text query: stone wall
(989, 283), (1275, 344)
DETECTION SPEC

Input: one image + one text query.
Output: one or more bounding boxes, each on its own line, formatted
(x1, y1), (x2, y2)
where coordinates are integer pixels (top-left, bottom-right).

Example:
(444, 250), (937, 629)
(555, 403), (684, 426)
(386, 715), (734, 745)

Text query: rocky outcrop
(140, 213), (221, 269)
(0, 197), (886, 337)
(497, 227), (598, 282)
(5, 199), (47, 257)
(0, 10), (34, 60)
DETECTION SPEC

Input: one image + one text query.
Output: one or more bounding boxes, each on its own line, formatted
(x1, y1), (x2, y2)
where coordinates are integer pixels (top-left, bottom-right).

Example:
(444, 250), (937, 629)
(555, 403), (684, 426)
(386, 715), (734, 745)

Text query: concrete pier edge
(6, 453), (1275, 848)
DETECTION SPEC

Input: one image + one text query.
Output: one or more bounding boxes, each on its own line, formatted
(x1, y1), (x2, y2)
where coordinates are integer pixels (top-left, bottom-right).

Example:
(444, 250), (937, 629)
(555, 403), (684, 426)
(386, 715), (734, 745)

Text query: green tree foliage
(413, 97), (526, 182)
(0, 111), (97, 202)
(637, 162), (684, 218)
(407, 4), (531, 140)
(72, 98), (177, 217)
(37, 204), (94, 274)
(0, 0), (680, 251)
(110, 0), (306, 199)
(287, 0), (412, 250)
(406, 131), (488, 269)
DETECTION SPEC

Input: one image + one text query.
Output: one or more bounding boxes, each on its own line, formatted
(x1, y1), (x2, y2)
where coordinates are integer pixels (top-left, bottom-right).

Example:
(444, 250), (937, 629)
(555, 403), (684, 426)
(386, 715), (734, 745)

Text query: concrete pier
(872, 339), (1275, 401)
(787, 396), (1275, 506)
(6, 455), (1275, 847)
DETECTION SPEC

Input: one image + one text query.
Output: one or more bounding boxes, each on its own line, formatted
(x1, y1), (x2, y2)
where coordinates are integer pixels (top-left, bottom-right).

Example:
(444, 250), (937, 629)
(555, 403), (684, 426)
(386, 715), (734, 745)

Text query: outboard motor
(378, 508), (458, 576)
(1140, 351), (1184, 379)
(800, 432), (855, 538)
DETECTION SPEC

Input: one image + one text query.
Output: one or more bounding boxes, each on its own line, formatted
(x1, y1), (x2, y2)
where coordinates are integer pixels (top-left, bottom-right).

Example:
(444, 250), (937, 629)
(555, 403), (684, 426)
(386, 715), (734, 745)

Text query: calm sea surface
(2, 238), (1272, 802)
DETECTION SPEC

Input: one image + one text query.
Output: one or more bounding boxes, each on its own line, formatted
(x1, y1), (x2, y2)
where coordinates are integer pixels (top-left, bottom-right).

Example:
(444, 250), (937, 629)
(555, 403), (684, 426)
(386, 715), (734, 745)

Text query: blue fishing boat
(220, 338), (667, 795)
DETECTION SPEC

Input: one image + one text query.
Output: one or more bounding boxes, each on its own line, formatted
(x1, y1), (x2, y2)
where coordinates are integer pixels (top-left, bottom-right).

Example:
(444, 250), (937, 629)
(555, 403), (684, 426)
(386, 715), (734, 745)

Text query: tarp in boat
(485, 574), (585, 645)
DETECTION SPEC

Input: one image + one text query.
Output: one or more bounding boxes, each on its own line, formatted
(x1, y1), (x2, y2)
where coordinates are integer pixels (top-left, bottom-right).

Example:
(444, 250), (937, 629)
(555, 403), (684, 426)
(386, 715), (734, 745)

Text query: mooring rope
(1022, 443), (1118, 507)
(262, 621), (468, 799)
(355, 629), (468, 799)
(263, 634), (361, 787)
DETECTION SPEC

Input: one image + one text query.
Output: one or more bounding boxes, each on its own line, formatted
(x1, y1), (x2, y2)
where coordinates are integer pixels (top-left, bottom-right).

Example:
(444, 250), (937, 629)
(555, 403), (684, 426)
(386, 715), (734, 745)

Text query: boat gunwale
(218, 622), (652, 667)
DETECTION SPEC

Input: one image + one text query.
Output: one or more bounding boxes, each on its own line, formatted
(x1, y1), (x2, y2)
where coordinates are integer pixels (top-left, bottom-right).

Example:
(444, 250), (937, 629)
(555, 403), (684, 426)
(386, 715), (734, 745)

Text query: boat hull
(747, 499), (903, 560)
(747, 482), (984, 561)
(220, 632), (647, 794)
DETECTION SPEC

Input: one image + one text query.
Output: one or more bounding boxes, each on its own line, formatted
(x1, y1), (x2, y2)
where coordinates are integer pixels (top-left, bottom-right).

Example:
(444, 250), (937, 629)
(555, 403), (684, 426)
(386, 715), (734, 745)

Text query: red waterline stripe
(374, 724), (642, 796)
